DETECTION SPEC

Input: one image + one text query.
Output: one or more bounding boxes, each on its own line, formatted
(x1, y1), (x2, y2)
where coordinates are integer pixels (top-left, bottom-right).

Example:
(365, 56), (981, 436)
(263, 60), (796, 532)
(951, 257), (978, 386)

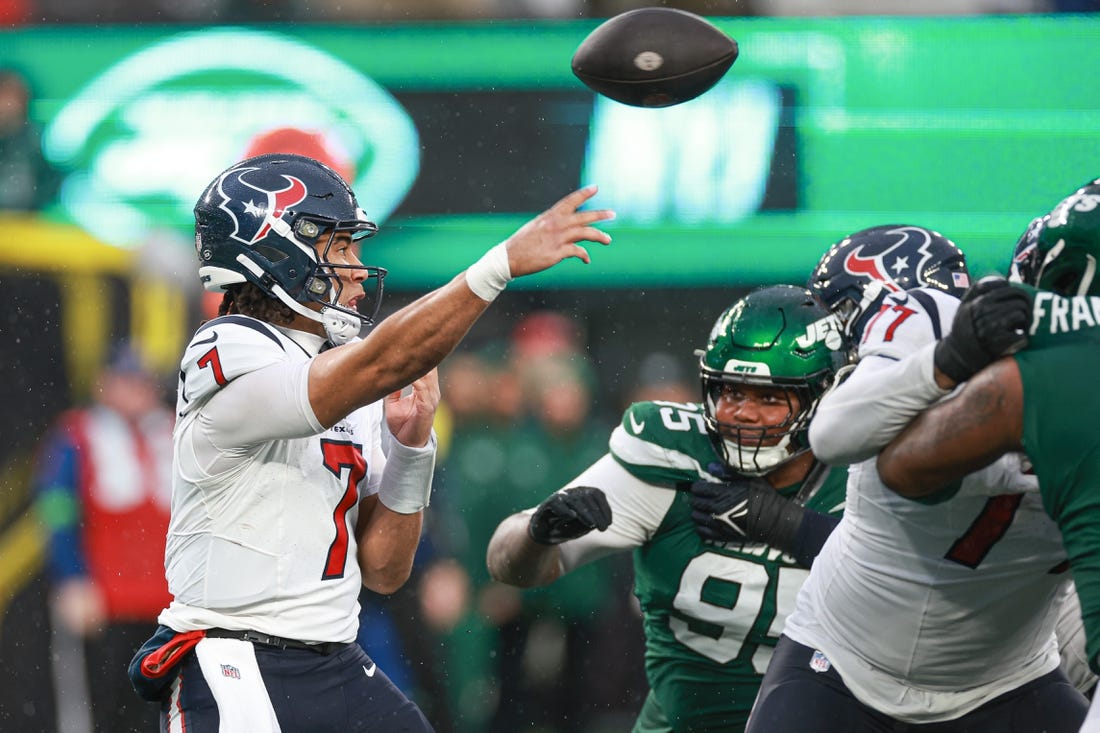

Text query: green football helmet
(699, 284), (852, 476)
(1029, 178), (1100, 296)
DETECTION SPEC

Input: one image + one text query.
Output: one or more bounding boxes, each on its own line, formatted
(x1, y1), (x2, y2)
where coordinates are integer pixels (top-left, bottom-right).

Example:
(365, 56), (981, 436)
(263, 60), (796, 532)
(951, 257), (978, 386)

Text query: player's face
(712, 383), (801, 446)
(315, 231), (367, 309)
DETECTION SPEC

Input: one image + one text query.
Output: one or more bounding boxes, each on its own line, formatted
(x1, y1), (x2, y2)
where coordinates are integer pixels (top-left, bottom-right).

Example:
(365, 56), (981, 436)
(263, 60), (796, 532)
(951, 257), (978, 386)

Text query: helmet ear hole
(254, 245), (289, 263)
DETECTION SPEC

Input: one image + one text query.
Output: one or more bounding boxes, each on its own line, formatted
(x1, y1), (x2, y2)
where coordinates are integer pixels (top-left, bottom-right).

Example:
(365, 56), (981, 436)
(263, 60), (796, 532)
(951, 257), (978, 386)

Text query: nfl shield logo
(809, 650), (831, 673)
(221, 664), (241, 679)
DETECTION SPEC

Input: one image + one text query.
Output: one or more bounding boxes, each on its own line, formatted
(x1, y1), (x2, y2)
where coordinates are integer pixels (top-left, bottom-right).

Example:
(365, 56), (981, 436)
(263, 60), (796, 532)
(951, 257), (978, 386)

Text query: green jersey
(1015, 285), (1100, 672)
(607, 400), (847, 732)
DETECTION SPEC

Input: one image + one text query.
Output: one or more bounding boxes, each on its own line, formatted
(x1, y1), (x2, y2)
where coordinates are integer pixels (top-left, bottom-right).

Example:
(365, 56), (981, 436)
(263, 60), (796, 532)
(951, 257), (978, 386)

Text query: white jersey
(160, 315), (386, 644)
(787, 288), (1071, 722)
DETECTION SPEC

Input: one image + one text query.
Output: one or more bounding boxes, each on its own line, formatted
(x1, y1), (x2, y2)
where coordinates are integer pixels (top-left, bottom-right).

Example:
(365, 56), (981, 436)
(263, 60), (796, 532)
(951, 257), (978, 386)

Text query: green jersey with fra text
(610, 399), (847, 732)
(1016, 285), (1100, 673)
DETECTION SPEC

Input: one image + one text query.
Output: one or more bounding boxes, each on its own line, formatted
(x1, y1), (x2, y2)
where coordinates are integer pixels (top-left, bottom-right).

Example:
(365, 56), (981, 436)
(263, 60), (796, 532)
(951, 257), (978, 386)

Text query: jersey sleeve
(810, 288), (958, 466)
(857, 288), (957, 361)
(175, 319), (325, 477)
(609, 401), (726, 484)
(554, 454), (677, 572)
(177, 316), (295, 417)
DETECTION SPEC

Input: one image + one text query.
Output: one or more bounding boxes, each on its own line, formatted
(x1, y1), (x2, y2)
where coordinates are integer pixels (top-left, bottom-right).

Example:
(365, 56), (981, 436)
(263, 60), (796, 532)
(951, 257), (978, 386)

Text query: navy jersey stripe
(195, 315), (286, 351)
(907, 289), (945, 341)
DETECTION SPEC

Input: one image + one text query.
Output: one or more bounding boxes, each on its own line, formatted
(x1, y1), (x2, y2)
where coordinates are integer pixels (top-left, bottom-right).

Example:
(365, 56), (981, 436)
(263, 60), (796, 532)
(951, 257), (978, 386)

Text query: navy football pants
(746, 635), (1087, 733)
(160, 636), (433, 732)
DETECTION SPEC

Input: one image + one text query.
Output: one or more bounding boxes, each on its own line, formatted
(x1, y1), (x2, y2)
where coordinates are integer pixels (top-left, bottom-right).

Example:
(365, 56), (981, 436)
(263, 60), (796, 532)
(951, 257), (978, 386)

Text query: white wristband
(465, 242), (513, 302)
(378, 431), (438, 514)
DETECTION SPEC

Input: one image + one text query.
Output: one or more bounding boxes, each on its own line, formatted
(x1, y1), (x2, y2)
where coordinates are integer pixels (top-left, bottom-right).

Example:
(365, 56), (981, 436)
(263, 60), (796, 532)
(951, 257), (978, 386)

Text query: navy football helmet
(808, 225), (970, 339)
(194, 153), (385, 344)
(1023, 179), (1100, 296)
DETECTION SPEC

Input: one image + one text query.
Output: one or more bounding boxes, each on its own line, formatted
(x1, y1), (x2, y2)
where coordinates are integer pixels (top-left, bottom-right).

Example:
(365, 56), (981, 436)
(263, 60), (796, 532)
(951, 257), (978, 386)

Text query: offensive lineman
(744, 225), (1087, 732)
(877, 178), (1100, 732)
(487, 285), (851, 732)
(127, 153), (613, 731)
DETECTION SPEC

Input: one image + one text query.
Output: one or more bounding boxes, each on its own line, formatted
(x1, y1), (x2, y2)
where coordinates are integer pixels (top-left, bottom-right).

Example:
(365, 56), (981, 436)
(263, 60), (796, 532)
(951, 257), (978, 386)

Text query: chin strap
(234, 253), (363, 345)
(319, 306), (361, 345)
(276, 293), (361, 345)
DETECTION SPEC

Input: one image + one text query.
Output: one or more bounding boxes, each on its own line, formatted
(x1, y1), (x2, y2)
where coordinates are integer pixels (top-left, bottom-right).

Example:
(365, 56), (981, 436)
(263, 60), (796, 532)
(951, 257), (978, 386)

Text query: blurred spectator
(484, 351), (635, 733)
(427, 345), (525, 731)
(33, 341), (173, 733)
(624, 350), (695, 407)
(430, 312), (641, 733)
(0, 67), (59, 212)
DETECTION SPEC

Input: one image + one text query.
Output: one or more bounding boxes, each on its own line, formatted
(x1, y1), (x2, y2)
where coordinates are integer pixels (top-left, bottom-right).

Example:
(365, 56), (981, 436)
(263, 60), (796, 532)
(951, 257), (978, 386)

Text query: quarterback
(487, 285), (851, 732)
(127, 152), (613, 731)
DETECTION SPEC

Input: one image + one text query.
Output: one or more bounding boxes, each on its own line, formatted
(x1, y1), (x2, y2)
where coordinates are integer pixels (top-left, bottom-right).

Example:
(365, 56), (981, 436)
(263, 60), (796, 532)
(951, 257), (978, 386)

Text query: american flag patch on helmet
(953, 272), (970, 288)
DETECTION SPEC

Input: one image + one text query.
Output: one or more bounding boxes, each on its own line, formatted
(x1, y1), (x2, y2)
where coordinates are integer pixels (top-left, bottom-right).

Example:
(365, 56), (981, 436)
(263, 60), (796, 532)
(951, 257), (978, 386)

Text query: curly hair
(217, 283), (295, 325)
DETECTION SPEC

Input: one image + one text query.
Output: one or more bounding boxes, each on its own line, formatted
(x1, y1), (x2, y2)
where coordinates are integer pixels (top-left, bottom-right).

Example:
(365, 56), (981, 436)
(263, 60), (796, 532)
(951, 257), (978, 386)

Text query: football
(571, 7), (738, 109)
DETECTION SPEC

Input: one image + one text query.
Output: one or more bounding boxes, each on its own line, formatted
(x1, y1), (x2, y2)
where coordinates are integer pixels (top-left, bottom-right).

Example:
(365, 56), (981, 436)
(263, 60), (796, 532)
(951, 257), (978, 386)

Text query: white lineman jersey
(159, 315), (385, 644)
(786, 287), (1071, 722)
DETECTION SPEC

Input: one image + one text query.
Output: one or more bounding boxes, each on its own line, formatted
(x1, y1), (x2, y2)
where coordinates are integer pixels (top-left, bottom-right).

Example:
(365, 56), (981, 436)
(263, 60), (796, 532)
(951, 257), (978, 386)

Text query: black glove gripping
(690, 476), (768, 543)
(934, 277), (1032, 384)
(528, 486), (612, 545)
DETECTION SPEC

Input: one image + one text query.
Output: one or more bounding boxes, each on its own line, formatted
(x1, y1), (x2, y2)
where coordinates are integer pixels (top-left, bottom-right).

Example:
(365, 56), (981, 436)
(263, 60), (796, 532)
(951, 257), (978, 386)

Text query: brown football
(571, 7), (738, 108)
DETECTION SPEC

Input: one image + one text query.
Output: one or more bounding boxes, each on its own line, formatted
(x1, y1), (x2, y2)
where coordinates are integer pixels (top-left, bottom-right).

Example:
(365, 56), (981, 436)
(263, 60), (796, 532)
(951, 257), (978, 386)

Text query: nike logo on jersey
(628, 413), (646, 434)
(363, 663), (377, 678)
(193, 331), (219, 347)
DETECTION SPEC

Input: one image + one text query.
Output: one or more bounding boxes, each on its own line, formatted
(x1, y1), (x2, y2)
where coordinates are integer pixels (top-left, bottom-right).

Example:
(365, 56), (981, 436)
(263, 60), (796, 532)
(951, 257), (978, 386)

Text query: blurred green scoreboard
(3, 15), (1099, 289)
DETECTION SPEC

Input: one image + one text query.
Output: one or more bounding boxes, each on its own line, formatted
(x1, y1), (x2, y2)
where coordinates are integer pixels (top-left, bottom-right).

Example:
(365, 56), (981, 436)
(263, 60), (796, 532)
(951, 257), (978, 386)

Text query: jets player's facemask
(193, 152), (387, 345)
(702, 382), (806, 476)
(698, 285), (851, 477)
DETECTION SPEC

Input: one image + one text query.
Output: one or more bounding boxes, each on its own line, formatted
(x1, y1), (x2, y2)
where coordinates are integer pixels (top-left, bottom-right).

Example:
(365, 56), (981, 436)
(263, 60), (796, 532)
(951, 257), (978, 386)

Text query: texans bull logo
(216, 166), (309, 245)
(841, 226), (938, 293)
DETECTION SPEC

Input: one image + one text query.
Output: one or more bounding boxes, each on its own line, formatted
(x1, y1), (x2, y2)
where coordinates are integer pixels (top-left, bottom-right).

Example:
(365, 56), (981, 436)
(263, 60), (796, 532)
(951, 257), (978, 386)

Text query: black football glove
(691, 476), (811, 550)
(934, 277), (1032, 384)
(528, 486), (612, 545)
(689, 476), (768, 543)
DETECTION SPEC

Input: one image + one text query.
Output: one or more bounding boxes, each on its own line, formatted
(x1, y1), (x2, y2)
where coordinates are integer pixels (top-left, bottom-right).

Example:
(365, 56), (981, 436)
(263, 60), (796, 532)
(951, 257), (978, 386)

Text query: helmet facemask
(698, 285), (850, 478)
(700, 370), (817, 476)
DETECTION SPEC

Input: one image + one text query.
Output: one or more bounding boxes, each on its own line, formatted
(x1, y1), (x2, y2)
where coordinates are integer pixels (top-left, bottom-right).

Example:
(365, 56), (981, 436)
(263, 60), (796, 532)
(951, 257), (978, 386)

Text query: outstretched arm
(486, 512), (568, 588)
(877, 357), (1025, 498)
(487, 486), (612, 588)
(309, 187), (613, 427)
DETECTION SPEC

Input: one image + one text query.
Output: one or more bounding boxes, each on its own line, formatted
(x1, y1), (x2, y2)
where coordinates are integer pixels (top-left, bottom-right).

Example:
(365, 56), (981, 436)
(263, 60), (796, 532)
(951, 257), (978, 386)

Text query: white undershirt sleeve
(554, 454), (676, 572)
